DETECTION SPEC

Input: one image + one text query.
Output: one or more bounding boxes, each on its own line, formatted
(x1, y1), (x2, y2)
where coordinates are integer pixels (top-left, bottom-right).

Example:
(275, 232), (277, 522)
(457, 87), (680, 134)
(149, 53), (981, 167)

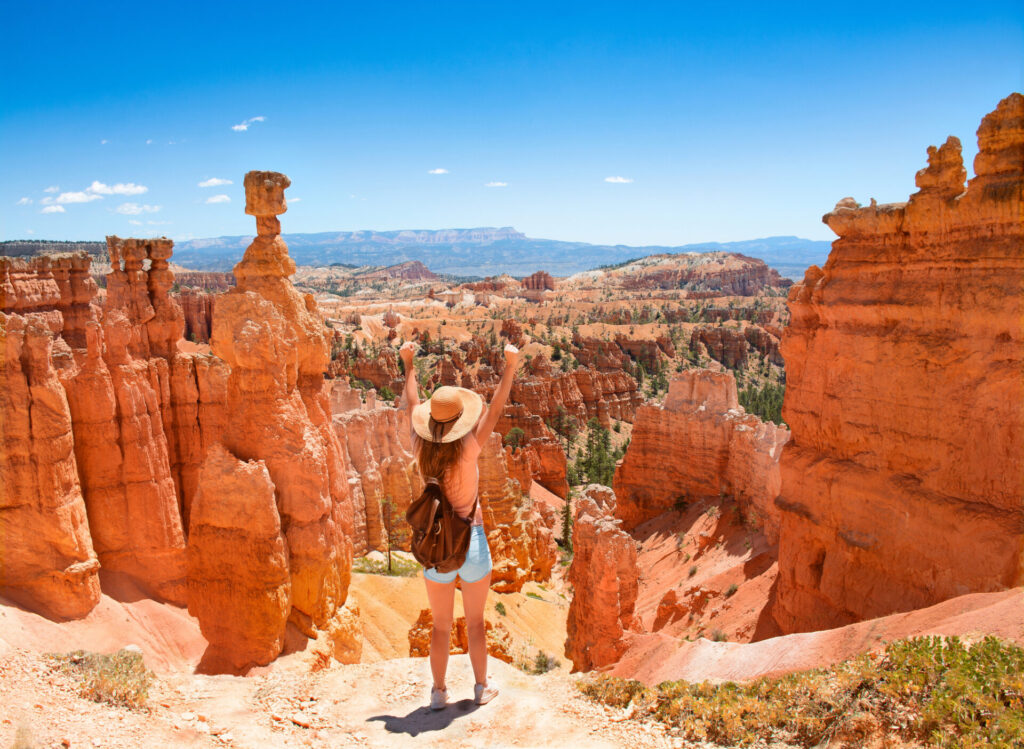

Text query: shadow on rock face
(367, 699), (481, 736)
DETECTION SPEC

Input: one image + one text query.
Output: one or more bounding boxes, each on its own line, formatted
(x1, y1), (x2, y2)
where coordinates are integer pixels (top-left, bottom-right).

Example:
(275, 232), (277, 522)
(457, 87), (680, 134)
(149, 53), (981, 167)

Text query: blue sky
(3, 1), (1022, 246)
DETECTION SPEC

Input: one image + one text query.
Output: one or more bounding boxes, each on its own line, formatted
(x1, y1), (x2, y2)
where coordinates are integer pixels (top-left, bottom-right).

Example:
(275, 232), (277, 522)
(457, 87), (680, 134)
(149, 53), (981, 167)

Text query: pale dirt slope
(1, 651), (683, 749)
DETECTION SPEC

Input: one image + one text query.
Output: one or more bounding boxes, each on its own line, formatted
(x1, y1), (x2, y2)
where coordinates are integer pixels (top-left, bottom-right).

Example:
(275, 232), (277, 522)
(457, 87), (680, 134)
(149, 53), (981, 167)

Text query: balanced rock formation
(564, 485), (640, 672)
(614, 370), (788, 540)
(187, 445), (291, 671)
(774, 94), (1024, 633)
(193, 171), (358, 665)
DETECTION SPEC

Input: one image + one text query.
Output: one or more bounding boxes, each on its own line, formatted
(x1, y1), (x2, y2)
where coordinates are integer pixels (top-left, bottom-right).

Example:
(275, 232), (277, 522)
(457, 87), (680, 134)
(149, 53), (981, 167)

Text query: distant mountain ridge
(2, 229), (830, 280)
(172, 228), (829, 279)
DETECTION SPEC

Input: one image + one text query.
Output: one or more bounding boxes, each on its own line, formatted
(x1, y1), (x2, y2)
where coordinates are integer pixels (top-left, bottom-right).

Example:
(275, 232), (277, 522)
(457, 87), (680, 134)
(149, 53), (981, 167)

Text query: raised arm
(475, 344), (520, 440)
(399, 341), (419, 409)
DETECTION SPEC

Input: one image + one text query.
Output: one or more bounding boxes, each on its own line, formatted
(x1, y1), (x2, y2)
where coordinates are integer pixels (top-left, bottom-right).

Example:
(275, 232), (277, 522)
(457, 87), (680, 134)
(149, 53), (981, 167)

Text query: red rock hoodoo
(613, 370), (788, 541)
(564, 485), (640, 672)
(0, 260), (101, 619)
(773, 94), (1024, 633)
(191, 171), (358, 667)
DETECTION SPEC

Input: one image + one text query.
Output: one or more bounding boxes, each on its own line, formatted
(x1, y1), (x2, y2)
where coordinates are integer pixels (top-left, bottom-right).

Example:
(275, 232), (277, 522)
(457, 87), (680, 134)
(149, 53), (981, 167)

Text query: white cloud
(146, 139), (153, 145)
(44, 185), (59, 193)
(115, 203), (161, 215)
(604, 176), (634, 183)
(205, 194), (231, 204)
(231, 116), (266, 132)
(128, 219), (143, 225)
(428, 168), (449, 175)
(25, 229), (34, 235)
(16, 197), (32, 206)
(101, 139), (109, 145)
(147, 220), (171, 225)
(289, 197), (301, 202)
(55, 191), (103, 204)
(87, 181), (148, 196)
(198, 177), (232, 188)
(485, 181), (508, 187)
(41, 205), (65, 214)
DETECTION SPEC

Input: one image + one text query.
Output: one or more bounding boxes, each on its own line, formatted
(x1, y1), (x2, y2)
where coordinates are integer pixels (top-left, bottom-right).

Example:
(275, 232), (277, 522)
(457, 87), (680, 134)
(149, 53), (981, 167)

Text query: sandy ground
(0, 648), (689, 749)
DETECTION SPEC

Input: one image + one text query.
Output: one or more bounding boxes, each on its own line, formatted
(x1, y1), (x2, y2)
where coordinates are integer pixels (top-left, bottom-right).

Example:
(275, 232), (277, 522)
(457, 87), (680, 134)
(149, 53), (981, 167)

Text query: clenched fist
(399, 340), (416, 367)
(503, 343), (521, 370)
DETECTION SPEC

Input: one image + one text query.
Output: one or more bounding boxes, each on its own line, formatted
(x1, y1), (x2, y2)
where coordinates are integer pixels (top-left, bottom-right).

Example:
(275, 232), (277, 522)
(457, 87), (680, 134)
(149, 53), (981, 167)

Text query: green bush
(495, 601), (507, 616)
(738, 381), (785, 425)
(503, 427), (526, 451)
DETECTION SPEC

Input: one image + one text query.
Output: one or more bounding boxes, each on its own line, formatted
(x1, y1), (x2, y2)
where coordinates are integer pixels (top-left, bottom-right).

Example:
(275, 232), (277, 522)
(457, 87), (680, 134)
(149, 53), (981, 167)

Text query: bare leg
(424, 577), (456, 690)
(461, 571), (492, 686)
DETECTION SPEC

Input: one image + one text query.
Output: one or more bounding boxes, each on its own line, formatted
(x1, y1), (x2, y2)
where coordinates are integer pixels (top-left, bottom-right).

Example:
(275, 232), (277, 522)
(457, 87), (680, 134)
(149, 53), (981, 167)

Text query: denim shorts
(423, 525), (492, 584)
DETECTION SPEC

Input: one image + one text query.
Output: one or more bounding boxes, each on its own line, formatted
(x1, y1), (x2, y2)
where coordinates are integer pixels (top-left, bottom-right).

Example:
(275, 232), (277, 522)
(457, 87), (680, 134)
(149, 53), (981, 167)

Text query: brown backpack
(405, 478), (478, 573)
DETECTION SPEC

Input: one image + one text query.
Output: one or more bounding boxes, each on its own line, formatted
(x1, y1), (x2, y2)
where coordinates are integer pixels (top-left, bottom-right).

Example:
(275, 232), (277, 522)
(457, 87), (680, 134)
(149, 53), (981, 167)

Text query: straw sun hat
(412, 386), (484, 443)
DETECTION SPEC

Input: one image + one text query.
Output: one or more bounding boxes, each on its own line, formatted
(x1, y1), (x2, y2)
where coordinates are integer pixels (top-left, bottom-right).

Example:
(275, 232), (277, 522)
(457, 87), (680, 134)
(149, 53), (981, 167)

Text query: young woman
(399, 339), (521, 710)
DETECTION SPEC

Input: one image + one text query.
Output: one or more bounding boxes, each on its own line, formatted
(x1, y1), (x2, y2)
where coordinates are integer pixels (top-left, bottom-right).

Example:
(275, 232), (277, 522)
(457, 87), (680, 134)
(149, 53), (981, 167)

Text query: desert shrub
(578, 636), (1024, 748)
(725, 583), (738, 598)
(711, 629), (728, 642)
(688, 565), (698, 577)
(378, 385), (396, 401)
(495, 601), (507, 616)
(48, 649), (153, 709)
(530, 651), (561, 674)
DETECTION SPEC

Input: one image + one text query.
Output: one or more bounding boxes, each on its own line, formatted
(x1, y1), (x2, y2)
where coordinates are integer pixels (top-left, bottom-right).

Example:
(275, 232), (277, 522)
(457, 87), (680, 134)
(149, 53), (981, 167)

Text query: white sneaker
(474, 682), (498, 705)
(430, 686), (448, 711)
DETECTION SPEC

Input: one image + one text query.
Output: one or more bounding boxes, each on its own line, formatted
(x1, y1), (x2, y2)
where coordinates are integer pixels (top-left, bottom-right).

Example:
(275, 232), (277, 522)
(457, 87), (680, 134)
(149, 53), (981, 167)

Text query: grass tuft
(352, 554), (422, 577)
(578, 636), (1024, 748)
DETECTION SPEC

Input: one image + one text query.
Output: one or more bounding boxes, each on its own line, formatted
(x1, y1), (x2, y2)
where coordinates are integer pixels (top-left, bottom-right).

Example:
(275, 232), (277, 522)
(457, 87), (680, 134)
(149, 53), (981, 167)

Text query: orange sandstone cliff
(0, 257), (101, 619)
(773, 94), (1024, 633)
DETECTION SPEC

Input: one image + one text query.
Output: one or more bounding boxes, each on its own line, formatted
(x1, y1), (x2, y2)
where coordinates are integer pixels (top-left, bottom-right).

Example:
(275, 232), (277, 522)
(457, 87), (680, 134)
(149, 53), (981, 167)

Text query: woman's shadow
(367, 698), (481, 736)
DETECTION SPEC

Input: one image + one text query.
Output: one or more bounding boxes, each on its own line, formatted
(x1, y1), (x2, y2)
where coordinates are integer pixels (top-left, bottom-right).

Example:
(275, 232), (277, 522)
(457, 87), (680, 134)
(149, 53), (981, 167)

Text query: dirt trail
(1, 650), (684, 749)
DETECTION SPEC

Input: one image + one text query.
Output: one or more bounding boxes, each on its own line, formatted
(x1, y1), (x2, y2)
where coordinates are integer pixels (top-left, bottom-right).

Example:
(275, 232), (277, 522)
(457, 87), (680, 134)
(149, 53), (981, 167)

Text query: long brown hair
(415, 436), (464, 483)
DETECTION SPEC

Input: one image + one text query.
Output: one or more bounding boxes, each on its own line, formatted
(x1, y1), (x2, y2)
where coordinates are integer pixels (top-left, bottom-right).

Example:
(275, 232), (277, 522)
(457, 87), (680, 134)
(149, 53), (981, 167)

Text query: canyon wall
(613, 369), (788, 541)
(478, 433), (557, 592)
(332, 392), (422, 557)
(0, 258), (101, 619)
(773, 94), (1024, 633)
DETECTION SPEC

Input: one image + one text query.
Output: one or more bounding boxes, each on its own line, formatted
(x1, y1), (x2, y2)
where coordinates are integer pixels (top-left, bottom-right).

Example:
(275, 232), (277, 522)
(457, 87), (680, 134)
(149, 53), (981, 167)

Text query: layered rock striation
(0, 279), (101, 619)
(613, 370), (788, 541)
(478, 434), (557, 592)
(773, 94), (1024, 633)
